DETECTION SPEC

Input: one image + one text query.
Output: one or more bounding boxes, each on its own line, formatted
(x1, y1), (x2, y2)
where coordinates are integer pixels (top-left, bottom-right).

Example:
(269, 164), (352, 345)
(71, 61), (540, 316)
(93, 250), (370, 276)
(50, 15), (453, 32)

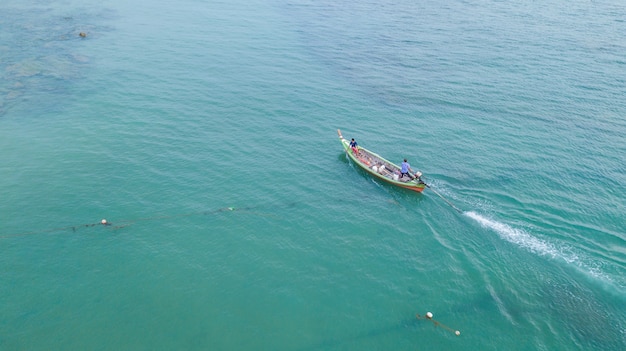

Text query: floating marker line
(0, 206), (251, 239)
(416, 311), (461, 336)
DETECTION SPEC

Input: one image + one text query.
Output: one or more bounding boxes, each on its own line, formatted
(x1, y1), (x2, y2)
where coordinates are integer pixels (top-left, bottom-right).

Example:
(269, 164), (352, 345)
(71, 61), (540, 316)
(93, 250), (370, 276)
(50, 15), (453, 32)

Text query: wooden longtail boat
(338, 129), (426, 193)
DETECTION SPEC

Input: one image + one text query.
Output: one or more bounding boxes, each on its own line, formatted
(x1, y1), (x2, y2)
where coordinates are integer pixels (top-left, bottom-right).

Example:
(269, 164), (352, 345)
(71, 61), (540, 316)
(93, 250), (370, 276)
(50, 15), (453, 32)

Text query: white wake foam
(464, 211), (618, 290)
(465, 211), (559, 257)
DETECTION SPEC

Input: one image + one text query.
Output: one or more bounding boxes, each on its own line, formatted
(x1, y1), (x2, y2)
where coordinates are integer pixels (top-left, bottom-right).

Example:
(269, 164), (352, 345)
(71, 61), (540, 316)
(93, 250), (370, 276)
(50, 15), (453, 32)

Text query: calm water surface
(1, 0), (625, 350)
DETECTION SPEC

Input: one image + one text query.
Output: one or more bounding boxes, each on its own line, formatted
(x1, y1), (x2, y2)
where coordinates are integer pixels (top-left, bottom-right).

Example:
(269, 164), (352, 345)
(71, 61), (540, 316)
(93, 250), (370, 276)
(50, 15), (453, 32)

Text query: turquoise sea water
(1, 0), (625, 349)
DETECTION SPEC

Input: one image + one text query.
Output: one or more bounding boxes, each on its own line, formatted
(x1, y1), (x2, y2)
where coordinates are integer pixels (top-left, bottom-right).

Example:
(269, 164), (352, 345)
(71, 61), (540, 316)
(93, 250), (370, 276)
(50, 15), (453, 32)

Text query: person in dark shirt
(349, 138), (359, 155)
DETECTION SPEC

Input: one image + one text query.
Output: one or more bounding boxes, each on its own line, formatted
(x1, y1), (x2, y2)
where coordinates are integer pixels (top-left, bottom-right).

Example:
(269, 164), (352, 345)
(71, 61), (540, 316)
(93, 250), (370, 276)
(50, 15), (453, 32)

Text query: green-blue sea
(1, 0), (625, 350)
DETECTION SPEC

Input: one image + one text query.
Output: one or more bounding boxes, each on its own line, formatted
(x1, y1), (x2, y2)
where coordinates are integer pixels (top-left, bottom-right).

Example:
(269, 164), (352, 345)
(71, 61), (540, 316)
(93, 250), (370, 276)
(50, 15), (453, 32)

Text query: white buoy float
(416, 311), (461, 336)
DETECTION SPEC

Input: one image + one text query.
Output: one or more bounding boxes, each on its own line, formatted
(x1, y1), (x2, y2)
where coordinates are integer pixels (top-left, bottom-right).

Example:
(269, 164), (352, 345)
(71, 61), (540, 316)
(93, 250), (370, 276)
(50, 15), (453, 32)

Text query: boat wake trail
(464, 211), (621, 291)
(465, 211), (558, 256)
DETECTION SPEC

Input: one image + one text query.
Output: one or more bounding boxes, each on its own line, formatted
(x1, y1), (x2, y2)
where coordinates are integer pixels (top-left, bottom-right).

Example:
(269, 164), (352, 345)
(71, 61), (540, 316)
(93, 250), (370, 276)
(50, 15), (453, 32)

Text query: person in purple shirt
(400, 159), (415, 179)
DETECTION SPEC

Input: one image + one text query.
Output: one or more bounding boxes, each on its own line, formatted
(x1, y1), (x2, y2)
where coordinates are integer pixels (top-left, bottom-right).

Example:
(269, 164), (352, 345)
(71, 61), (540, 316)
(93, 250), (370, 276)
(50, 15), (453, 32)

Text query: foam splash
(465, 211), (558, 256)
(464, 211), (619, 290)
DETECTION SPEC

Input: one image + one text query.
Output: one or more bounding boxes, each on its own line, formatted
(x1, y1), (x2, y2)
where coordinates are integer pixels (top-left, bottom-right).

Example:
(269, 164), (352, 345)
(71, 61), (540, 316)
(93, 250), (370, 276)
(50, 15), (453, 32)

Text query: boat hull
(338, 129), (426, 193)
